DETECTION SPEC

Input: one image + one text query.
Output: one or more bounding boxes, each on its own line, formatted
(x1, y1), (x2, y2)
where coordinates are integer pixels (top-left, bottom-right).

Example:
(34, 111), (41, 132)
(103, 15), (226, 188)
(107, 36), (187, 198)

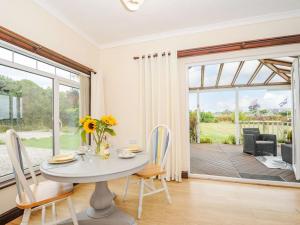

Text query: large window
(0, 44), (83, 182)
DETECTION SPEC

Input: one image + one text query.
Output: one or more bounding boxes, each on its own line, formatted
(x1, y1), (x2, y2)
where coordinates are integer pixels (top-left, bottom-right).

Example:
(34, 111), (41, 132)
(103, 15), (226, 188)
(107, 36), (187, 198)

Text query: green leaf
(81, 130), (87, 143)
(104, 127), (116, 136)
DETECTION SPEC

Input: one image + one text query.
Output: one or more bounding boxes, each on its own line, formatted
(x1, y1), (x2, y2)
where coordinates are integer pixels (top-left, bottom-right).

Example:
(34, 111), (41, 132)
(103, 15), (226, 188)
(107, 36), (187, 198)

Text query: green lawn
(200, 122), (235, 143)
(23, 133), (80, 150)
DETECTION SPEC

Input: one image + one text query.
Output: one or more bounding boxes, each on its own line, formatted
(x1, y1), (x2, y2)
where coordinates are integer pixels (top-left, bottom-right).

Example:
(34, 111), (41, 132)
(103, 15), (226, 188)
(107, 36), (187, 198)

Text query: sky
(189, 89), (292, 112)
(0, 65), (52, 89)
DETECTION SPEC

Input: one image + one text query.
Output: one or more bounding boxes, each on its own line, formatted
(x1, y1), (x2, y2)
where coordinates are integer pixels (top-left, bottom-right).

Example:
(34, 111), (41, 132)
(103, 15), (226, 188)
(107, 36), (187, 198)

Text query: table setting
(40, 115), (148, 225)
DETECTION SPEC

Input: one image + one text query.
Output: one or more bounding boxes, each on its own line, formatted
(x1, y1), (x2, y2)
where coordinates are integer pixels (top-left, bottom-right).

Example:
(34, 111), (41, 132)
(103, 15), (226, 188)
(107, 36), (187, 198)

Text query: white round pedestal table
(40, 151), (148, 225)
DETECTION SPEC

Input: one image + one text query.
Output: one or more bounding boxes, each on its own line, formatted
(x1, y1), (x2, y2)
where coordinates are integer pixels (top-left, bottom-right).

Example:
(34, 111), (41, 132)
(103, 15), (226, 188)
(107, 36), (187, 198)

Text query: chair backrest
(243, 128), (260, 135)
(147, 125), (171, 169)
(6, 129), (38, 203)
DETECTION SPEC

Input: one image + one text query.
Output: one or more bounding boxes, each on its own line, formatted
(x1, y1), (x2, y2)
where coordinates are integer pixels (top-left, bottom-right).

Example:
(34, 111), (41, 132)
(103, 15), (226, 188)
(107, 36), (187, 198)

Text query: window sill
(0, 171), (41, 190)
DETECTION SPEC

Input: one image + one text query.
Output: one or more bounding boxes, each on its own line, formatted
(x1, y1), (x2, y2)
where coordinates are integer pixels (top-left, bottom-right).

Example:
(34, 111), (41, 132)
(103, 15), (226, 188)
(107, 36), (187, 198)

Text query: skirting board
(0, 207), (23, 225)
(181, 171), (189, 179)
(189, 173), (300, 188)
(0, 183), (79, 224)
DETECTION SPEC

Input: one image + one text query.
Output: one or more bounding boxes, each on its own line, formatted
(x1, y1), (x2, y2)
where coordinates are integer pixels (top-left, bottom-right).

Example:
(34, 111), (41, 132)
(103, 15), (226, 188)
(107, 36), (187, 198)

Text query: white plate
(123, 146), (142, 153)
(118, 152), (136, 159)
(52, 153), (75, 162)
(48, 157), (77, 164)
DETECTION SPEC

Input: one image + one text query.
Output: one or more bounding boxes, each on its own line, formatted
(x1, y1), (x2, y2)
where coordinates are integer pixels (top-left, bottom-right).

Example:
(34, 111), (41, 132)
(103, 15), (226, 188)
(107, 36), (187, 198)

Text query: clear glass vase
(95, 142), (110, 159)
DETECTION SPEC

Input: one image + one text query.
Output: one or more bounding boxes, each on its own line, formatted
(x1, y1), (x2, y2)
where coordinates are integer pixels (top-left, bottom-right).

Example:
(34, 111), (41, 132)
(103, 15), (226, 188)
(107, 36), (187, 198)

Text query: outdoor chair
(243, 128), (277, 156)
(281, 143), (292, 164)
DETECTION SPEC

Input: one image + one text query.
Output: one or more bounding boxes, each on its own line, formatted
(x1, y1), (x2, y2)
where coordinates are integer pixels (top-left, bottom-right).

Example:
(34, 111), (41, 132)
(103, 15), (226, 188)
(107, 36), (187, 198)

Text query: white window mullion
(53, 78), (60, 155)
(235, 87), (240, 145)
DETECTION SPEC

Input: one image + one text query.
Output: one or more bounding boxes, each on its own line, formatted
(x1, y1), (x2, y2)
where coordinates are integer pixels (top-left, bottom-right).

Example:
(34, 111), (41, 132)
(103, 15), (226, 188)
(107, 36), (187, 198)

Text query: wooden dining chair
(122, 124), (172, 219)
(6, 129), (78, 225)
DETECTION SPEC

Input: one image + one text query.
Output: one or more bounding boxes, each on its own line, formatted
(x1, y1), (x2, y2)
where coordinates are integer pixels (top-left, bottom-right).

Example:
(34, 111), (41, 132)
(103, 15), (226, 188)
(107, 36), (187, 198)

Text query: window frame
(0, 40), (86, 183)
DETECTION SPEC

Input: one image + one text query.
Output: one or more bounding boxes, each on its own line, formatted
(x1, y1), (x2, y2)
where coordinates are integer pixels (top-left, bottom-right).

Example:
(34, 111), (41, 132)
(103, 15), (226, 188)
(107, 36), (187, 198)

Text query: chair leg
(41, 205), (46, 225)
(52, 202), (57, 224)
(20, 209), (31, 225)
(149, 177), (156, 190)
(161, 177), (172, 204)
(67, 197), (79, 225)
(138, 178), (144, 219)
(123, 176), (130, 201)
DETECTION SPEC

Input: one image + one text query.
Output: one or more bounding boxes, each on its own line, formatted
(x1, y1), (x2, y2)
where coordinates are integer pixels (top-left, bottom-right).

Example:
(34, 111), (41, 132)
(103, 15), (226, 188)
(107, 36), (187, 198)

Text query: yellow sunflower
(83, 119), (97, 133)
(101, 115), (117, 126)
(107, 115), (117, 126)
(79, 118), (85, 125)
(80, 115), (92, 125)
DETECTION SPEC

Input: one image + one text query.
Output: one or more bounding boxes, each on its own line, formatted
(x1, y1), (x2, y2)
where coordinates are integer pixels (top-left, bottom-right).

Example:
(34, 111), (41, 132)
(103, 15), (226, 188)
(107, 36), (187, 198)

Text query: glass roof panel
(275, 65), (291, 71)
(218, 62), (240, 86)
(269, 75), (286, 83)
(235, 60), (260, 85)
(252, 66), (273, 84)
(274, 57), (294, 63)
(189, 66), (201, 88)
(204, 64), (219, 87)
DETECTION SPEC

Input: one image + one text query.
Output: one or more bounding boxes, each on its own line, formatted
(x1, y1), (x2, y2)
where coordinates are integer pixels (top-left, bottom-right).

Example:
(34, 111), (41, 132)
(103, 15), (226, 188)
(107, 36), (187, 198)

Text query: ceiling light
(121, 0), (144, 11)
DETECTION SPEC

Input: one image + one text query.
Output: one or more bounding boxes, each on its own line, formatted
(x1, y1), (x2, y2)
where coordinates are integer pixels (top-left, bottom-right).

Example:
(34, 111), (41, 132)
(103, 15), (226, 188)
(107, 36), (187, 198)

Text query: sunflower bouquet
(79, 115), (117, 156)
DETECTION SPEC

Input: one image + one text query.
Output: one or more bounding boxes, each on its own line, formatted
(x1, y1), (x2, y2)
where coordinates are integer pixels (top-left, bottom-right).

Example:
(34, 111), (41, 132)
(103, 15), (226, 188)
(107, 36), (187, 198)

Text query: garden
(0, 75), (80, 151)
(189, 109), (292, 145)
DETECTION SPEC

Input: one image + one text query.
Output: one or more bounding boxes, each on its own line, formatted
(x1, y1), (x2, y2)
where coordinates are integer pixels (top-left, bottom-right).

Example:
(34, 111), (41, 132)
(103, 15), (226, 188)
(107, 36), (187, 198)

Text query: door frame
(178, 43), (300, 186)
(292, 57), (300, 179)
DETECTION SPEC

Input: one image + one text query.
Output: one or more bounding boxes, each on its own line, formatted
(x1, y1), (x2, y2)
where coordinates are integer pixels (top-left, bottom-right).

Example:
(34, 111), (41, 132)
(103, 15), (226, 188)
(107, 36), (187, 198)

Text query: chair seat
(256, 140), (274, 144)
(135, 164), (165, 178)
(16, 180), (73, 209)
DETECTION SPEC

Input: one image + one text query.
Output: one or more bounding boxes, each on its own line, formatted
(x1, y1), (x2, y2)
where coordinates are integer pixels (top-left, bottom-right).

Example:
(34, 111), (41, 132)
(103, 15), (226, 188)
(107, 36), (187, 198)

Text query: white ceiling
(34, 0), (300, 48)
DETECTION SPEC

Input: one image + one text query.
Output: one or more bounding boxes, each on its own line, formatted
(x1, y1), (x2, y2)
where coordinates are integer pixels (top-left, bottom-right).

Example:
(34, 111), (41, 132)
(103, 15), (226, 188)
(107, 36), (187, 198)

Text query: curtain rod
(0, 26), (96, 75)
(133, 52), (171, 60)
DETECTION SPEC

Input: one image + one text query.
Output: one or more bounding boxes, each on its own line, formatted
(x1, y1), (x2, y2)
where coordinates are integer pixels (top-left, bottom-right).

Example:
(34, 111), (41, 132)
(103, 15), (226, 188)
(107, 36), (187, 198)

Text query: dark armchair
(243, 128), (277, 156)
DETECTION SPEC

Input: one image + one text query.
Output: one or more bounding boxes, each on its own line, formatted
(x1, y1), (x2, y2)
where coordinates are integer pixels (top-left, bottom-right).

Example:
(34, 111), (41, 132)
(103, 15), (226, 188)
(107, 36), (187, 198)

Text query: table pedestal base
(59, 208), (136, 225)
(59, 181), (136, 225)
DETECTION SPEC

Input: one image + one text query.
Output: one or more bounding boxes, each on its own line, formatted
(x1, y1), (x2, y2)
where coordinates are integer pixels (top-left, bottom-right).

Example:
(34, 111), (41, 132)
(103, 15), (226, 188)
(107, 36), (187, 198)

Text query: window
(189, 66), (201, 88)
(199, 91), (235, 143)
(56, 68), (71, 79)
(59, 85), (80, 152)
(0, 65), (53, 180)
(235, 60), (260, 85)
(0, 43), (84, 183)
(239, 89), (291, 139)
(218, 62), (240, 86)
(204, 64), (219, 87)
(0, 47), (13, 61)
(14, 53), (37, 68)
(37, 61), (55, 74)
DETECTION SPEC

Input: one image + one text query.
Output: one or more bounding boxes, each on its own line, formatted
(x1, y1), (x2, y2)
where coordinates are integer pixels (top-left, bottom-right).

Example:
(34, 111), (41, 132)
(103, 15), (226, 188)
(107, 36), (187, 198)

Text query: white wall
(0, 0), (100, 215)
(99, 16), (300, 171)
(0, 0), (99, 69)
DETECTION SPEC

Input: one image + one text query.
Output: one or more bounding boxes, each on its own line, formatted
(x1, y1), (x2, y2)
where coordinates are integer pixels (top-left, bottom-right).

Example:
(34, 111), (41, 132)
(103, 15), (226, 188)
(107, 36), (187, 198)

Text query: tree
(248, 99), (260, 114)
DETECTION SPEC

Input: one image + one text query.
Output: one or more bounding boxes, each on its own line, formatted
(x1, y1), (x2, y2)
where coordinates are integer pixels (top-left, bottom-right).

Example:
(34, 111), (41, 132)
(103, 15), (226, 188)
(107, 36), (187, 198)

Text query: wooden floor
(191, 144), (297, 182)
(9, 178), (300, 225)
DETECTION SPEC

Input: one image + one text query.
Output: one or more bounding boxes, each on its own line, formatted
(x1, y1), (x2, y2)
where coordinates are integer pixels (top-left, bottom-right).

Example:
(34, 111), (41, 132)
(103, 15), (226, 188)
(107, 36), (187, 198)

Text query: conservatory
(189, 56), (297, 182)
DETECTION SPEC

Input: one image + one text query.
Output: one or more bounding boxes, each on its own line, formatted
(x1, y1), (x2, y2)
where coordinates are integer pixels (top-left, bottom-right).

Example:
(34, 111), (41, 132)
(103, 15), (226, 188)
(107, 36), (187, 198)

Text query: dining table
(40, 150), (149, 225)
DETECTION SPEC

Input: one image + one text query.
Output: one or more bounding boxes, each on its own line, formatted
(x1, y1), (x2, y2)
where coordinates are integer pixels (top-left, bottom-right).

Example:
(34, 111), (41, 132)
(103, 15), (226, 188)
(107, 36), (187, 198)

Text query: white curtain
(91, 72), (106, 118)
(138, 51), (183, 182)
(79, 76), (90, 118)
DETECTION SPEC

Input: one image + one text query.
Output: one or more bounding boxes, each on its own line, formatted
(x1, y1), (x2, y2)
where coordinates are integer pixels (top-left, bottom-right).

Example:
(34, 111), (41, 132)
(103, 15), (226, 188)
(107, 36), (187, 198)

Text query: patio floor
(190, 144), (297, 182)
